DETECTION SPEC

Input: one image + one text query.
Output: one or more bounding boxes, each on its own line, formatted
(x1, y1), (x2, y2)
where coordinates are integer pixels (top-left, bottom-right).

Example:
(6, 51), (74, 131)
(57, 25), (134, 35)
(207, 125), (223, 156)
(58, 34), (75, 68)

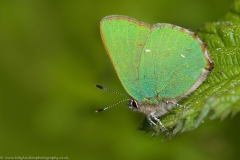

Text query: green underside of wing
(101, 16), (208, 101)
(100, 16), (151, 101)
(140, 25), (207, 99)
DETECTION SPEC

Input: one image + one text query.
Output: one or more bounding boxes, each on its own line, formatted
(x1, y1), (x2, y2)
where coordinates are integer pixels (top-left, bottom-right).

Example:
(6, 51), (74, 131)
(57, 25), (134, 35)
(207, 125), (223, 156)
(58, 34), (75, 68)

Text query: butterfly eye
(127, 99), (138, 110)
(126, 99), (139, 110)
(131, 100), (138, 108)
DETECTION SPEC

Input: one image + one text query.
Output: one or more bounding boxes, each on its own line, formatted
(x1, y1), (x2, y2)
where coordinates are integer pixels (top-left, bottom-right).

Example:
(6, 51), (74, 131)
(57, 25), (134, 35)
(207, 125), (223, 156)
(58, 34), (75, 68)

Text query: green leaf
(141, 0), (240, 138)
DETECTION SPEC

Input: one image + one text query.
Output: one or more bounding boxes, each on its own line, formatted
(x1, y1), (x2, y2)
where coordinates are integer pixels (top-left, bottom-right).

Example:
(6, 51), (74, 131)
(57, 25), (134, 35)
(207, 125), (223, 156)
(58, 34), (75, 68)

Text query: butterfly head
(126, 98), (139, 111)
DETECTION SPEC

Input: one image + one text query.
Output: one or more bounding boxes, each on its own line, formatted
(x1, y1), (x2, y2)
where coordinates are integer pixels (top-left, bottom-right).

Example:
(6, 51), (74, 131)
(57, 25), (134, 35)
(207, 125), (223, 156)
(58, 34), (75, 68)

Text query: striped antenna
(95, 85), (128, 97)
(95, 98), (130, 112)
(95, 85), (129, 112)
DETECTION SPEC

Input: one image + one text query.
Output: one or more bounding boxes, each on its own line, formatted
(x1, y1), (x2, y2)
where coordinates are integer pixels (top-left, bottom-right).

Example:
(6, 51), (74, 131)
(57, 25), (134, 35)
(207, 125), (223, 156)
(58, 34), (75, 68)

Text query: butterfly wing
(139, 24), (211, 99)
(100, 15), (152, 101)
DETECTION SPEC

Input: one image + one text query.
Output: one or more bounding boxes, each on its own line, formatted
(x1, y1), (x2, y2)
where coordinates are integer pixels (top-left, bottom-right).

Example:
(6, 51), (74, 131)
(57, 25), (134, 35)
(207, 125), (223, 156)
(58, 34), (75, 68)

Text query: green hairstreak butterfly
(96, 15), (214, 130)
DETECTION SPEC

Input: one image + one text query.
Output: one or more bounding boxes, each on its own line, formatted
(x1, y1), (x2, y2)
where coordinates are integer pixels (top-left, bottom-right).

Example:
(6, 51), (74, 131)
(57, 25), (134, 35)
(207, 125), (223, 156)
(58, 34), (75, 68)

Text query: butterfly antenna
(95, 85), (128, 97)
(95, 98), (130, 113)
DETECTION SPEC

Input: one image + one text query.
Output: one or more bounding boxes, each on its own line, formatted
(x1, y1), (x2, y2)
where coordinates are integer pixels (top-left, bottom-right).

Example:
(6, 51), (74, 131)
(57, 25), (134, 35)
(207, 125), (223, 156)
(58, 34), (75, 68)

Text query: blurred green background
(0, 0), (239, 160)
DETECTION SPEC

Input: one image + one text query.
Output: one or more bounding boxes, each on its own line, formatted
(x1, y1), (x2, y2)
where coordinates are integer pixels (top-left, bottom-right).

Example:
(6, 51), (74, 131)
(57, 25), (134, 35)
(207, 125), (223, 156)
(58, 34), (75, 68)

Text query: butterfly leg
(147, 116), (156, 126)
(152, 115), (164, 128)
(147, 114), (167, 131)
(166, 100), (186, 109)
(153, 115), (167, 132)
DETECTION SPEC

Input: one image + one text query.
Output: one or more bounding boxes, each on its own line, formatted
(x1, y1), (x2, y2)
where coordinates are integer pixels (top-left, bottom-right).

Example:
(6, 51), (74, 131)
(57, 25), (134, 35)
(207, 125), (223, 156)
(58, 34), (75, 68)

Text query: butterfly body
(100, 15), (214, 128)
